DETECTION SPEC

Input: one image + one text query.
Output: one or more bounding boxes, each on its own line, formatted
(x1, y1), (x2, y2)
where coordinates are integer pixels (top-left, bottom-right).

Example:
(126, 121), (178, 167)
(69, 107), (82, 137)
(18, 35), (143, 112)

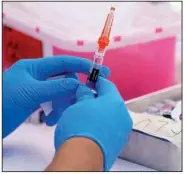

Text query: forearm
(45, 137), (103, 171)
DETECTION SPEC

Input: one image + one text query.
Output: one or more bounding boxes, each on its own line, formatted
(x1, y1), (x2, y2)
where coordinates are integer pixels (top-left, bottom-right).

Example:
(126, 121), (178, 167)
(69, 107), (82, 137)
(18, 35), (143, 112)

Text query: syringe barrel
(86, 7), (115, 92)
(86, 49), (105, 89)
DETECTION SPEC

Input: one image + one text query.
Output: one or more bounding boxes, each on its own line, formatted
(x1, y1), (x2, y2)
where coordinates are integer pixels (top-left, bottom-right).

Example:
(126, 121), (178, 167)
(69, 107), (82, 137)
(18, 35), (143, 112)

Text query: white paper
(129, 110), (181, 148)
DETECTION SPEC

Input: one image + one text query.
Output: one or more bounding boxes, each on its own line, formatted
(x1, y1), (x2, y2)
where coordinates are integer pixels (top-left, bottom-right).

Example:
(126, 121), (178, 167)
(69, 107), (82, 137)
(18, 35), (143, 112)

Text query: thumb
(36, 78), (80, 103)
(40, 110), (60, 126)
(76, 85), (95, 102)
(96, 77), (118, 96)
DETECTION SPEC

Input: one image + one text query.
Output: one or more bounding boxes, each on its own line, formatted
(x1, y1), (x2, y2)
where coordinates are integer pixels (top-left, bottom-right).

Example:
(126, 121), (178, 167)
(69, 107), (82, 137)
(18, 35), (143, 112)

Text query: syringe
(86, 7), (115, 93)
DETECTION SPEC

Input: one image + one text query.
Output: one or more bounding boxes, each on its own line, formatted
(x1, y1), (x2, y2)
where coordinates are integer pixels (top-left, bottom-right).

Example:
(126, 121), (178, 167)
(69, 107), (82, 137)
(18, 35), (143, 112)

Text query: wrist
(46, 137), (103, 171)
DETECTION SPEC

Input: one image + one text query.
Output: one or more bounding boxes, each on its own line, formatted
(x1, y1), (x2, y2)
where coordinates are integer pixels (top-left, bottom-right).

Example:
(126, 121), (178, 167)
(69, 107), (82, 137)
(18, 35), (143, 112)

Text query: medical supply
(145, 106), (159, 115)
(163, 99), (176, 107)
(179, 114), (182, 120)
(161, 103), (174, 111)
(86, 7), (115, 93)
(155, 102), (165, 110)
(160, 109), (172, 119)
(171, 101), (181, 121)
(122, 84), (181, 171)
(143, 98), (182, 121)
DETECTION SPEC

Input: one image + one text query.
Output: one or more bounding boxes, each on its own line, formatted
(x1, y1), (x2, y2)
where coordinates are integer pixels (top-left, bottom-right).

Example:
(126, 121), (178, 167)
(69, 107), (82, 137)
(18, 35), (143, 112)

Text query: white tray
(119, 84), (182, 171)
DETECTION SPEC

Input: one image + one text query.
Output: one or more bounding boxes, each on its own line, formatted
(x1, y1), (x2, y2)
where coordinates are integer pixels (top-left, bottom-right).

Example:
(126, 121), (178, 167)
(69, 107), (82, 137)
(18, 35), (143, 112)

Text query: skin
(45, 137), (104, 171)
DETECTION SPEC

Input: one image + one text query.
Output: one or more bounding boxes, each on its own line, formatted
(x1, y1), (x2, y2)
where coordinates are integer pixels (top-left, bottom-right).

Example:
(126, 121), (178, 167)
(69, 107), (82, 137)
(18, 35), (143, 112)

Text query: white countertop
(3, 124), (155, 171)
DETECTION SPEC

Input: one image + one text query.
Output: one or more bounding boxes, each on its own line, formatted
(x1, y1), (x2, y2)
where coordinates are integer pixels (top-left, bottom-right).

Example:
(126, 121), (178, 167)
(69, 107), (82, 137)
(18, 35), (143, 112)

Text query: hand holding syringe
(86, 7), (115, 94)
(40, 7), (115, 119)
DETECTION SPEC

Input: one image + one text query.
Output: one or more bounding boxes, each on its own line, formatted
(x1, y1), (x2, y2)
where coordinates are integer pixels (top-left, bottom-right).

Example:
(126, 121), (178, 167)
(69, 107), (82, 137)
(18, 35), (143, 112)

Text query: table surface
(3, 124), (155, 171)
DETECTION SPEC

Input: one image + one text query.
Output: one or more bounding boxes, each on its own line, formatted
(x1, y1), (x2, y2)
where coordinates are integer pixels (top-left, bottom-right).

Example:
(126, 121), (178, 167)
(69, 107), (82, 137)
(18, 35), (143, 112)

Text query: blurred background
(2, 1), (182, 172)
(2, 1), (181, 100)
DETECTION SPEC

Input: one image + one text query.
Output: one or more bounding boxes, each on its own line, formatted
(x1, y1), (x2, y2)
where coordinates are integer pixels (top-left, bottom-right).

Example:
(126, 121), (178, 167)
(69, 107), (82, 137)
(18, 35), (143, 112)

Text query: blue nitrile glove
(40, 73), (79, 126)
(41, 68), (110, 126)
(3, 56), (108, 138)
(54, 77), (133, 171)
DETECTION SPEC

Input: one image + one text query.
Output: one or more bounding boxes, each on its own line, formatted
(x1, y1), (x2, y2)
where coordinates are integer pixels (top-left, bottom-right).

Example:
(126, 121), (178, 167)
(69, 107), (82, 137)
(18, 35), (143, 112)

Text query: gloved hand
(3, 56), (109, 138)
(40, 72), (79, 126)
(54, 77), (133, 171)
(41, 67), (109, 126)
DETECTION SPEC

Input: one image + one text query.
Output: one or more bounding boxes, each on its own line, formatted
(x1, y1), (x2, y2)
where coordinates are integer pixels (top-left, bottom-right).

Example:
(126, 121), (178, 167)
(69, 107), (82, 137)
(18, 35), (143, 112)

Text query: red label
(35, 27), (40, 33)
(155, 27), (163, 33)
(3, 25), (43, 70)
(114, 36), (122, 42)
(77, 40), (84, 46)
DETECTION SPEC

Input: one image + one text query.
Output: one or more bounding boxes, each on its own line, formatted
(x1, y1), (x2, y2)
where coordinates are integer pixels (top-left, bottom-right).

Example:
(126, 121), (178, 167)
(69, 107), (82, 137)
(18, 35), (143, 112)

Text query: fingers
(35, 56), (92, 80)
(36, 78), (80, 103)
(76, 85), (95, 102)
(33, 56), (110, 80)
(41, 84), (95, 126)
(99, 66), (110, 78)
(40, 110), (60, 126)
(96, 77), (118, 96)
(40, 87), (76, 126)
(65, 73), (79, 80)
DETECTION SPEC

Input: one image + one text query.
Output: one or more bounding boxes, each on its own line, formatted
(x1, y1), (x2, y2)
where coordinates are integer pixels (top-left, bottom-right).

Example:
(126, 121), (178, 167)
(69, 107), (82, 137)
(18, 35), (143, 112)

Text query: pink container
(53, 36), (176, 101)
(3, 2), (180, 100)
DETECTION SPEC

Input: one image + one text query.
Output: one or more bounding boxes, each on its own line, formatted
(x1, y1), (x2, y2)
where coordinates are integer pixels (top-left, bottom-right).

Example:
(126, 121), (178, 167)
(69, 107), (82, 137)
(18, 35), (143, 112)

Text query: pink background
(53, 37), (176, 101)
